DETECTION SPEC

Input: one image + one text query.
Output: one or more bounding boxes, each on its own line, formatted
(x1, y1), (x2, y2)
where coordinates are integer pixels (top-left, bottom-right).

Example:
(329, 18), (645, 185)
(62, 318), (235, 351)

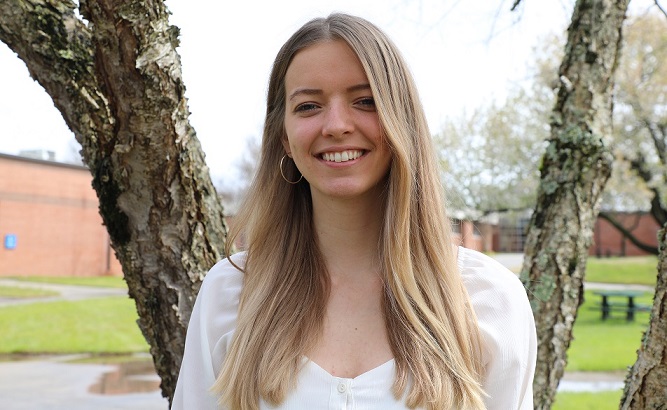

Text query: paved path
(0, 278), (127, 307)
(491, 253), (655, 291)
(491, 252), (524, 271)
(585, 281), (654, 291)
(0, 355), (167, 410)
(559, 371), (625, 393)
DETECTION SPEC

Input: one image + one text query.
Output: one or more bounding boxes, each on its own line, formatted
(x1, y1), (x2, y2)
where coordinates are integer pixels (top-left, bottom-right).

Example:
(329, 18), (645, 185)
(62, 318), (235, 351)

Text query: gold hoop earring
(279, 155), (303, 184)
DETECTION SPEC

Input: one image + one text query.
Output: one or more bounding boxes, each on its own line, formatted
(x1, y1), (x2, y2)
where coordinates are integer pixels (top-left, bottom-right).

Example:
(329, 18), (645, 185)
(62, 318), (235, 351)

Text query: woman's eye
(295, 103), (319, 112)
(356, 97), (376, 109)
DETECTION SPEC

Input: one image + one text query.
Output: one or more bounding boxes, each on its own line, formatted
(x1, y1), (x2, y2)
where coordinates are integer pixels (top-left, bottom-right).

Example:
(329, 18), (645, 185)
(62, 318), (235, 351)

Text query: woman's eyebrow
(347, 83), (371, 93)
(288, 83), (372, 101)
(288, 88), (322, 101)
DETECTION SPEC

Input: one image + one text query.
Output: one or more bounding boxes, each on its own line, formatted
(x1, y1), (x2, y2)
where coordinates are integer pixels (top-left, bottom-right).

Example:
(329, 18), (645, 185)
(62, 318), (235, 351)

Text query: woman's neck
(311, 191), (385, 280)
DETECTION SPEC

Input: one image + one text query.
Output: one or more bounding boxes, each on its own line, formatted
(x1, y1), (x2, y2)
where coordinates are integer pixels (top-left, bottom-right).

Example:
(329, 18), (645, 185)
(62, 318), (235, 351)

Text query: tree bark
(0, 0), (229, 404)
(620, 225), (667, 409)
(520, 0), (629, 408)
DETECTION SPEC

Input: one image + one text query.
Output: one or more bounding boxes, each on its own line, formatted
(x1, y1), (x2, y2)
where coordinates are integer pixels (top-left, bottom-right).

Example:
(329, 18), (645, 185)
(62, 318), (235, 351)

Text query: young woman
(173, 13), (536, 410)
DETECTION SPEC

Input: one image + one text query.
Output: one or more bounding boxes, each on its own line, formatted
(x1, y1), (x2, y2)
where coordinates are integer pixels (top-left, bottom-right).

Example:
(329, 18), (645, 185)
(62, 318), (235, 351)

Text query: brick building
(0, 153), (121, 277)
(451, 218), (491, 253)
(591, 212), (661, 257)
(489, 210), (661, 257)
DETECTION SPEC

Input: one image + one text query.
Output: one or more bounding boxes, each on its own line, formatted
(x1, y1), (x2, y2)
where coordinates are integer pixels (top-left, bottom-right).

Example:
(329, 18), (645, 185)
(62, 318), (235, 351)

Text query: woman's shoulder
(173, 252), (247, 408)
(457, 247), (537, 408)
(201, 251), (246, 290)
(457, 247), (527, 301)
(457, 246), (535, 354)
(457, 247), (533, 338)
(195, 252), (246, 333)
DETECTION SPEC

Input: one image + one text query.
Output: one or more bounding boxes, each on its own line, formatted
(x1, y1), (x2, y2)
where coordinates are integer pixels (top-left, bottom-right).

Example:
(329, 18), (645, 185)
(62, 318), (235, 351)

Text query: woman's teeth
(322, 150), (363, 163)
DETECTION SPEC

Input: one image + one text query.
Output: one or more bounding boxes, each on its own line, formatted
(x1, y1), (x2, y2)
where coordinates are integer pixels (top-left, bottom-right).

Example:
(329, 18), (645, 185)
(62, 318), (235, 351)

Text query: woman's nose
(322, 102), (354, 138)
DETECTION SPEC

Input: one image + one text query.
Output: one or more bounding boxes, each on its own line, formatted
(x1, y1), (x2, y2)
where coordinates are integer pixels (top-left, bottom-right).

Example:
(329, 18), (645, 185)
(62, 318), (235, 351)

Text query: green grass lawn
(548, 289), (651, 409)
(0, 297), (148, 354)
(566, 289), (651, 371)
(585, 256), (658, 286)
(11, 275), (127, 289)
(553, 390), (623, 410)
(0, 285), (58, 299)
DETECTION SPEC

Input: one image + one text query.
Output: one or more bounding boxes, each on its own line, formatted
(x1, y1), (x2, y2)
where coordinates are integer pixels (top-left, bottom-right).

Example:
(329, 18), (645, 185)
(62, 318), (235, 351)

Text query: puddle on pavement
(67, 354), (161, 395)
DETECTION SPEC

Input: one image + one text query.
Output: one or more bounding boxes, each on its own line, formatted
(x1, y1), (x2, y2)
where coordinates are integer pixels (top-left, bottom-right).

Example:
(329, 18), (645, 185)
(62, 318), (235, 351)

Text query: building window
(498, 214), (531, 252)
(473, 223), (482, 237)
(451, 219), (461, 234)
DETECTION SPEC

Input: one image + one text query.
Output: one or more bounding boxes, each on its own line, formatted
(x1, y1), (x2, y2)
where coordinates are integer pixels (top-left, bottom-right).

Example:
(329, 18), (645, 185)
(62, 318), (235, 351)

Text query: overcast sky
(0, 0), (623, 185)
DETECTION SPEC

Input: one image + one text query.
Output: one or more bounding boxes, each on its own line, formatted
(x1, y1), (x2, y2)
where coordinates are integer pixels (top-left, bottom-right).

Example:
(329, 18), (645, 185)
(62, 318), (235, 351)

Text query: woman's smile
(319, 149), (364, 163)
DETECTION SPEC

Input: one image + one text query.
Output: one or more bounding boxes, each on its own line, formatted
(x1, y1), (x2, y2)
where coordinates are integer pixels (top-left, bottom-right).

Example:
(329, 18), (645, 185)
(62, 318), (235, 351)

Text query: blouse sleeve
(458, 248), (537, 410)
(171, 254), (245, 410)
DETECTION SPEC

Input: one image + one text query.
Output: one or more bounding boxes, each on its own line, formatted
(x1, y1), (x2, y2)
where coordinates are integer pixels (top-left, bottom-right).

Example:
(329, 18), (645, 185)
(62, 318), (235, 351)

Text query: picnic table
(593, 290), (650, 321)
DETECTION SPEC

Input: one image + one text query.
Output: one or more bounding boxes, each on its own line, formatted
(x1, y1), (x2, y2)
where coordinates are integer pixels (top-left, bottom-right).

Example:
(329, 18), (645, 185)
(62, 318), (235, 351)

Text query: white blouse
(172, 247), (537, 409)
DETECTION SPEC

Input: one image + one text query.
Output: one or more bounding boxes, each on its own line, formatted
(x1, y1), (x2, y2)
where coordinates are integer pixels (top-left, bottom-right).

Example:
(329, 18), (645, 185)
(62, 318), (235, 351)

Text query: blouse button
(337, 382), (347, 393)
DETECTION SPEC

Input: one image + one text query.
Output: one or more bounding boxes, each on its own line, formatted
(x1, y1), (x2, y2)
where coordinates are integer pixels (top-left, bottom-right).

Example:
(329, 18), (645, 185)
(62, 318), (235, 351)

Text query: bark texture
(520, 1), (629, 408)
(620, 226), (667, 409)
(0, 0), (229, 404)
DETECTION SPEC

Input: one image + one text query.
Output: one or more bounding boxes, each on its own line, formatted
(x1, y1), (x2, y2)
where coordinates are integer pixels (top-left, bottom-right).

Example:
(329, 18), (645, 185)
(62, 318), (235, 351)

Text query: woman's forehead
(284, 40), (369, 94)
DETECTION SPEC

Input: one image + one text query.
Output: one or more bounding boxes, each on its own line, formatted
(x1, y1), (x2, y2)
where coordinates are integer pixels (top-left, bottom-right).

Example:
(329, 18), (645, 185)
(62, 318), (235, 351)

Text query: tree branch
(481, 206), (531, 216)
(598, 211), (659, 255)
(655, 0), (667, 19)
(635, 111), (667, 166)
(0, 0), (110, 167)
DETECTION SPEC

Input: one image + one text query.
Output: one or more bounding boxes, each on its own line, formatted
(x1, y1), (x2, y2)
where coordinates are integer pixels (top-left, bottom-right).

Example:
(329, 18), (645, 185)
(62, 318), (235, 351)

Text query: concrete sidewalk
(0, 355), (167, 410)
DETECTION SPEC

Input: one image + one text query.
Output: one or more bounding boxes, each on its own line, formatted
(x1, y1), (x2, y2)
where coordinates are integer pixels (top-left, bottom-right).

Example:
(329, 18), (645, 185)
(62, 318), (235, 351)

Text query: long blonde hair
(215, 13), (485, 409)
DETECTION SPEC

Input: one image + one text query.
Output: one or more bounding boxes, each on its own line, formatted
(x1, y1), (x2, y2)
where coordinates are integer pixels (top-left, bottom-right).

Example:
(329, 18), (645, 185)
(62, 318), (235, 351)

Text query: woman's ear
(281, 134), (291, 157)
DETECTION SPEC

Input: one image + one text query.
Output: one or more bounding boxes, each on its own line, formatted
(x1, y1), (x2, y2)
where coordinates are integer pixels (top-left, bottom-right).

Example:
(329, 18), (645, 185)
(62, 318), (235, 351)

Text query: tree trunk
(0, 0), (229, 404)
(620, 225), (667, 409)
(520, 0), (629, 408)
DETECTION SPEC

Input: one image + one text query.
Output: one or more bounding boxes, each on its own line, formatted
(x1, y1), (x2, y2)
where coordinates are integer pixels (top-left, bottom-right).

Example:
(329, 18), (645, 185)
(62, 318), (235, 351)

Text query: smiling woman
(173, 13), (536, 410)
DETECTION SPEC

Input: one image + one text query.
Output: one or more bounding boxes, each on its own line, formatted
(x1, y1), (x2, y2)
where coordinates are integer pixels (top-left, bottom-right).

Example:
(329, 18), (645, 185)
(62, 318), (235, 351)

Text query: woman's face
(282, 40), (392, 202)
